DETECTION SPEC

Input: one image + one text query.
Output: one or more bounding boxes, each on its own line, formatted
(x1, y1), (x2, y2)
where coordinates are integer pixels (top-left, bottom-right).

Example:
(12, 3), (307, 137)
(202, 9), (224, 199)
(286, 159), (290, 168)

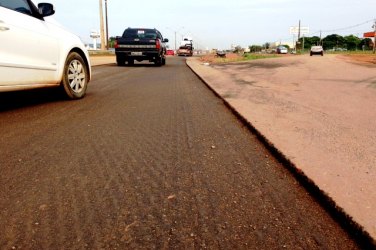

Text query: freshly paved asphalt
(87, 54), (376, 246)
(0, 56), (365, 249)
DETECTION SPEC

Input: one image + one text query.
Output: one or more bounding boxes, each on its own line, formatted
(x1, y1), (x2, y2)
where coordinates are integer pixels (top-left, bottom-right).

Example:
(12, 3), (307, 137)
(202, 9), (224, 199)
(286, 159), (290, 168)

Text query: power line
(311, 19), (374, 35)
(255, 19), (376, 48)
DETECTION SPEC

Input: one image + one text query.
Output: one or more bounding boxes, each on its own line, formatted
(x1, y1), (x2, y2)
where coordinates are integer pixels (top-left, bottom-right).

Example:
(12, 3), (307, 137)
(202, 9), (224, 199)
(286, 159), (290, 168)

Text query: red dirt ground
(199, 53), (376, 65)
(339, 54), (376, 65)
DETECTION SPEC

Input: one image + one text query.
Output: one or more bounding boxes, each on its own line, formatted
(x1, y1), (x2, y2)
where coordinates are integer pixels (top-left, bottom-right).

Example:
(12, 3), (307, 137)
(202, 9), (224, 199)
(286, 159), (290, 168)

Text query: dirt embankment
(338, 54), (376, 65)
(199, 53), (243, 64)
(199, 52), (376, 65)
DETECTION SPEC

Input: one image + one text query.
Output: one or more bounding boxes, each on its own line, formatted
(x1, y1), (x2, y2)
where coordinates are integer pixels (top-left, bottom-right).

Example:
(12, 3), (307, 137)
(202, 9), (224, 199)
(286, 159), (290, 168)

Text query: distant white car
(310, 46), (324, 56)
(277, 46), (288, 54)
(0, 0), (91, 99)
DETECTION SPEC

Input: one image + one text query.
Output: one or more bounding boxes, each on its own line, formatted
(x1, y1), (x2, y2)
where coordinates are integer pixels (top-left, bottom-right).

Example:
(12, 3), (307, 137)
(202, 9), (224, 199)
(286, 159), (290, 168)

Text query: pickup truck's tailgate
(116, 38), (157, 52)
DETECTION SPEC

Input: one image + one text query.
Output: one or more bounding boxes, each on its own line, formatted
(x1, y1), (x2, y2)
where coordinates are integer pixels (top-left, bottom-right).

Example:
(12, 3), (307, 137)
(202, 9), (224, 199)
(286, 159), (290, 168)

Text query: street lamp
(105, 0), (109, 50)
(99, 0), (105, 50)
(166, 27), (184, 51)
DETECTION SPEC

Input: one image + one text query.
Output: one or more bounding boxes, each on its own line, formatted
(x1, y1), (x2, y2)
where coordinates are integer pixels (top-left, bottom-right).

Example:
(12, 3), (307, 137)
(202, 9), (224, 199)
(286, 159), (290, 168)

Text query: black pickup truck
(115, 28), (169, 66)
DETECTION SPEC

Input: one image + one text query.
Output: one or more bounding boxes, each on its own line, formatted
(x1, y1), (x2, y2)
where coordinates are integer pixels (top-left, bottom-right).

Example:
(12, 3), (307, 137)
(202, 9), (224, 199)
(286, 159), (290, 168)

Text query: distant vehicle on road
(166, 49), (175, 56)
(180, 37), (193, 47)
(0, 0), (91, 99)
(115, 28), (169, 66)
(177, 37), (194, 56)
(216, 50), (226, 58)
(334, 48), (347, 52)
(177, 45), (193, 56)
(310, 46), (324, 56)
(277, 46), (288, 54)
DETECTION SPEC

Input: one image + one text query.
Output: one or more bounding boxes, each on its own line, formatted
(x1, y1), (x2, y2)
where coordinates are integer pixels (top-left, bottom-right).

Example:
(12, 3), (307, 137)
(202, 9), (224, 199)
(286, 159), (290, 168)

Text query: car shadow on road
(113, 62), (164, 68)
(0, 88), (66, 112)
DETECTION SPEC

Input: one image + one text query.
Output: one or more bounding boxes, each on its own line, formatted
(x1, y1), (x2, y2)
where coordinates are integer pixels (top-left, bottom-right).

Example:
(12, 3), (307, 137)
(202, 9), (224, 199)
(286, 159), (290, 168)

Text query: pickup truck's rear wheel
(61, 52), (88, 99)
(127, 59), (134, 66)
(154, 56), (162, 66)
(116, 55), (125, 66)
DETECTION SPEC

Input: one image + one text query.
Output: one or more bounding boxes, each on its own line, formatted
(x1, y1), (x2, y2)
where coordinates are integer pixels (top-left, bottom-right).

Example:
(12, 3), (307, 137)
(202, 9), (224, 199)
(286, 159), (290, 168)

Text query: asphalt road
(0, 57), (360, 249)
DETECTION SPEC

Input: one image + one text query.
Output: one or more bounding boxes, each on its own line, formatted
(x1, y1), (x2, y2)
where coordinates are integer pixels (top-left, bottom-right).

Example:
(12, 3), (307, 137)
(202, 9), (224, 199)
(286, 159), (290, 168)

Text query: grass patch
(207, 53), (277, 64)
(243, 53), (277, 60)
(325, 51), (374, 55)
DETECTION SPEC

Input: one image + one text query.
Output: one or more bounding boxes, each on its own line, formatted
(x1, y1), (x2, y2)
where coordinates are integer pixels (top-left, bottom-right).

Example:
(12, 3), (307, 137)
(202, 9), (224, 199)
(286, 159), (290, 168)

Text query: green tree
(322, 34), (345, 50)
(295, 34), (366, 51)
(249, 45), (263, 52)
(108, 36), (117, 48)
(304, 36), (321, 49)
(233, 45), (244, 53)
(359, 38), (373, 50)
(263, 42), (271, 49)
(344, 35), (361, 50)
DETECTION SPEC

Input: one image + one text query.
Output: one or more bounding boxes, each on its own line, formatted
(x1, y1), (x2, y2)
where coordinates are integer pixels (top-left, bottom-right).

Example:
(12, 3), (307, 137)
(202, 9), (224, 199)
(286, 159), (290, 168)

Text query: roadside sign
(290, 26), (309, 35)
(364, 32), (375, 37)
(90, 31), (100, 38)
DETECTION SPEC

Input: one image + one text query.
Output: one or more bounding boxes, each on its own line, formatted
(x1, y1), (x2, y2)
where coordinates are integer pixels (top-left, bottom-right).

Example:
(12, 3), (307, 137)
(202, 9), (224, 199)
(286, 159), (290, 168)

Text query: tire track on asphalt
(174, 69), (219, 248)
(74, 124), (129, 248)
(117, 68), (183, 248)
(86, 66), (176, 246)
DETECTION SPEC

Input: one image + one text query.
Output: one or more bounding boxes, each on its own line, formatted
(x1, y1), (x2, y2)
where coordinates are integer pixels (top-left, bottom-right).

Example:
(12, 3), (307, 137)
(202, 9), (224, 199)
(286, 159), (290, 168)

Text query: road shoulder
(186, 55), (376, 244)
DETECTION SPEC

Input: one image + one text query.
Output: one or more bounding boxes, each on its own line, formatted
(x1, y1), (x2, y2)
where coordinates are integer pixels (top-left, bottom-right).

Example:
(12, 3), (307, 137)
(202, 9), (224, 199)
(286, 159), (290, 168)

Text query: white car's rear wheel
(61, 52), (88, 99)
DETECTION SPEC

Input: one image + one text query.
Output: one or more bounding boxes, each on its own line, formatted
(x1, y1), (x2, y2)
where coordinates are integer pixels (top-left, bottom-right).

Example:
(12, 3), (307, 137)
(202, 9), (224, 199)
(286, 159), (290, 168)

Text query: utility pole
(298, 20), (301, 40)
(99, 0), (105, 50)
(175, 31), (177, 51)
(320, 30), (322, 45)
(296, 20), (301, 51)
(373, 19), (376, 54)
(166, 27), (184, 51)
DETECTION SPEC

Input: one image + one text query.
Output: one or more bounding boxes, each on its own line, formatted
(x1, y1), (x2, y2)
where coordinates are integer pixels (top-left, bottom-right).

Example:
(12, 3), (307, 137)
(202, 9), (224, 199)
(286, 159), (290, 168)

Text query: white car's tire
(61, 52), (89, 99)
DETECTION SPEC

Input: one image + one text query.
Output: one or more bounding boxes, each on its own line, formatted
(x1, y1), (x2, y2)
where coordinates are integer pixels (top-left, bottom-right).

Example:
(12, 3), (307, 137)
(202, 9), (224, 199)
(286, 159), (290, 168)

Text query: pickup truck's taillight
(114, 39), (119, 49)
(156, 39), (161, 49)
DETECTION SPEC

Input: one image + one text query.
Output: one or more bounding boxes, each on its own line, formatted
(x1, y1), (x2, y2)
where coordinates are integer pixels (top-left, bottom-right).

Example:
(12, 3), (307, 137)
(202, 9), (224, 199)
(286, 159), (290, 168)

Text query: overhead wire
(311, 18), (374, 36)
(272, 19), (375, 44)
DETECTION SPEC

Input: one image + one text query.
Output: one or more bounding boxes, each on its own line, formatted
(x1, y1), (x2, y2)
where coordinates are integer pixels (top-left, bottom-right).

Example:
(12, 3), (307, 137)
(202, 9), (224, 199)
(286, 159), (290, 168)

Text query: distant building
(271, 41), (294, 49)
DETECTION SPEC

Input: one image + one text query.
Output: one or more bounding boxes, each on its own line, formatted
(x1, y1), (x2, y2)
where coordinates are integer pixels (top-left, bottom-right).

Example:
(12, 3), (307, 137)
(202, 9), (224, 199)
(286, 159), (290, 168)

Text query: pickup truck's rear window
(123, 29), (157, 39)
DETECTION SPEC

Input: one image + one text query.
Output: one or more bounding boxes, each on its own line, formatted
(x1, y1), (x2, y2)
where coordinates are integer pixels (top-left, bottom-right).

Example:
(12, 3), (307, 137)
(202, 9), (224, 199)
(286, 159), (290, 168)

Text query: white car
(0, 0), (91, 99)
(310, 46), (324, 56)
(277, 46), (288, 54)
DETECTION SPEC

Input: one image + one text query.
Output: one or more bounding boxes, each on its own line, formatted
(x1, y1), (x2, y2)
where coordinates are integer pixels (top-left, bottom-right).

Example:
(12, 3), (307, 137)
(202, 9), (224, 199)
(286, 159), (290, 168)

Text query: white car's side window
(0, 0), (33, 16)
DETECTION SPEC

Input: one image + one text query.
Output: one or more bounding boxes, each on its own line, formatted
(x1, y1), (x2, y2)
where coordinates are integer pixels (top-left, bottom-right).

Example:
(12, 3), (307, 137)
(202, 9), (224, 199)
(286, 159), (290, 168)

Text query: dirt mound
(199, 53), (243, 64)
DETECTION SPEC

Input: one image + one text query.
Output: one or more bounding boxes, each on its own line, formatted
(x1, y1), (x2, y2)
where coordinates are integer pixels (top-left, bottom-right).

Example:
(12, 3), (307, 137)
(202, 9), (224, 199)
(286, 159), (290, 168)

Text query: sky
(35, 0), (375, 50)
